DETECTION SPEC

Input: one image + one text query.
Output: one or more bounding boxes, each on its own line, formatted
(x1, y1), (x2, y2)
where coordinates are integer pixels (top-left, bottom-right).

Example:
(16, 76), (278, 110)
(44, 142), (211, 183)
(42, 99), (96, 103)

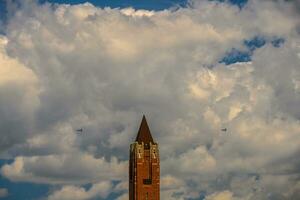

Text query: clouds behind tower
(0, 0), (299, 199)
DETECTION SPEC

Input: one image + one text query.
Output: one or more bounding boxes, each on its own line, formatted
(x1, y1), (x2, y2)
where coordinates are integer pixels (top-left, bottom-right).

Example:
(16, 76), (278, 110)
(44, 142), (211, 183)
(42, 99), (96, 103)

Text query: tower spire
(135, 115), (154, 144)
(130, 115), (160, 200)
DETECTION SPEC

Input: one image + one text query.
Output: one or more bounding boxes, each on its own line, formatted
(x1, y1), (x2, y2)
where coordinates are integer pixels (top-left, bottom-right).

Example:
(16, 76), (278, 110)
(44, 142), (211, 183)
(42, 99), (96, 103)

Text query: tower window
(143, 179), (152, 185)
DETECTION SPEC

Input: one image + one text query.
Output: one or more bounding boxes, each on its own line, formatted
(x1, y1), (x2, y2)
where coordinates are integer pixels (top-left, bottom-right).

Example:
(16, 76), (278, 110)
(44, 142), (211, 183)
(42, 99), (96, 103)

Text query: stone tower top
(135, 115), (155, 145)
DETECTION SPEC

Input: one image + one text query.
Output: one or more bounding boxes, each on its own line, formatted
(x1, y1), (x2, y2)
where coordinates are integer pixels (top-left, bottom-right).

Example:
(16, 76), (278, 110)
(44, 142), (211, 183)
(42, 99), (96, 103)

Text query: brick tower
(129, 116), (160, 200)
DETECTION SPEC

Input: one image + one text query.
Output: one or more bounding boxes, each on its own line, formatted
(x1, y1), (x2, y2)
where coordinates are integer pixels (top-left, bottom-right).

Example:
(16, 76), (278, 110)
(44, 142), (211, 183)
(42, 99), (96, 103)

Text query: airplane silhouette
(76, 128), (83, 133)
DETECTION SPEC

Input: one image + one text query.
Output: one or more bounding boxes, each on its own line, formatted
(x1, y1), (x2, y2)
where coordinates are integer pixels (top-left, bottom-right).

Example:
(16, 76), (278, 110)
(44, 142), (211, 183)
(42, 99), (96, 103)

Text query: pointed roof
(135, 115), (154, 144)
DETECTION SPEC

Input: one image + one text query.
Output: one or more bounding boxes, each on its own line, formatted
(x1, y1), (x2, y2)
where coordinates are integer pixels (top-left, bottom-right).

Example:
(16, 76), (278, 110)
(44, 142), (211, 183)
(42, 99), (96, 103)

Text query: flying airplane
(76, 128), (83, 133)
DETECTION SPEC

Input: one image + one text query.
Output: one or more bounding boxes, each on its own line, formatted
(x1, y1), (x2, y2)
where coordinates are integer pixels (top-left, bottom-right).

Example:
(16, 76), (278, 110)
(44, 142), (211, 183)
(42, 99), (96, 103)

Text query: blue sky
(0, 1), (248, 23)
(39, 0), (188, 10)
(37, 0), (248, 10)
(0, 0), (299, 200)
(0, 160), (49, 200)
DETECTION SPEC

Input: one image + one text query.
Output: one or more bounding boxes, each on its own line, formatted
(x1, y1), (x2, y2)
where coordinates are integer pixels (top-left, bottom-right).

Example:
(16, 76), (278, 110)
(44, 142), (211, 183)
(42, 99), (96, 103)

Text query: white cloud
(1, 152), (127, 184)
(116, 193), (128, 200)
(161, 175), (185, 190)
(121, 7), (155, 17)
(205, 191), (234, 200)
(0, 0), (299, 199)
(47, 181), (112, 200)
(163, 146), (217, 177)
(0, 35), (40, 153)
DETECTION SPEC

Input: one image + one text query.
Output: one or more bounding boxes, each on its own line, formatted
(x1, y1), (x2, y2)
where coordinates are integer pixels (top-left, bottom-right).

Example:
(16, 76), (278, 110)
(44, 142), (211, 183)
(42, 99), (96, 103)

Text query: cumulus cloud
(0, 35), (40, 153)
(1, 153), (127, 184)
(47, 181), (112, 200)
(0, 0), (299, 199)
(205, 191), (234, 200)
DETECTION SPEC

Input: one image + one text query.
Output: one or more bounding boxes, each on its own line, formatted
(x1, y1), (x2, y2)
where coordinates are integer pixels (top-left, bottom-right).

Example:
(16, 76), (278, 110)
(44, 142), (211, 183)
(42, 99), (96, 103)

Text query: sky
(0, 0), (299, 199)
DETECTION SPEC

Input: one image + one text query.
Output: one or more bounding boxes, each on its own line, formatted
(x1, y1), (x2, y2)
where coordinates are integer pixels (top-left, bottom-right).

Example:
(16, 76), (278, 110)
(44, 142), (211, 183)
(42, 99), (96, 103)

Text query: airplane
(76, 128), (83, 133)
